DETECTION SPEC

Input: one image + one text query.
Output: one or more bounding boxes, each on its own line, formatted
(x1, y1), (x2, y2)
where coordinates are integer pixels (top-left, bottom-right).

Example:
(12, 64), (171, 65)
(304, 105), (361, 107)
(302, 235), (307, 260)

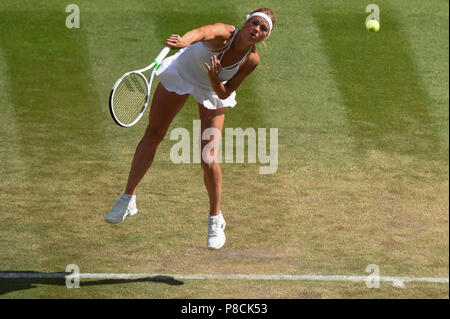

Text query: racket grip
(155, 46), (171, 64)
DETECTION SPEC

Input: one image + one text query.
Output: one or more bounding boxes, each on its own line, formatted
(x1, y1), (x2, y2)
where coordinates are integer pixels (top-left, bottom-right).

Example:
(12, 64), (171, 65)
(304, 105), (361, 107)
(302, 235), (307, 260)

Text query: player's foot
(207, 212), (226, 249)
(105, 194), (138, 223)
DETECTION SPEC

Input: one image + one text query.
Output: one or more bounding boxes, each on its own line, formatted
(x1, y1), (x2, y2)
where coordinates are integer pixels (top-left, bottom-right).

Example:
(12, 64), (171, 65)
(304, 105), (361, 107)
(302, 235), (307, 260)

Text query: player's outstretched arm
(165, 23), (235, 49)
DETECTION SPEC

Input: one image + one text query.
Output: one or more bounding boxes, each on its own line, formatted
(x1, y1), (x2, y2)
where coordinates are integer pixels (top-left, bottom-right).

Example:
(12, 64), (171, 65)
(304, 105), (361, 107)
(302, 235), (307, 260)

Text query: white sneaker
(207, 212), (226, 249)
(105, 194), (138, 224)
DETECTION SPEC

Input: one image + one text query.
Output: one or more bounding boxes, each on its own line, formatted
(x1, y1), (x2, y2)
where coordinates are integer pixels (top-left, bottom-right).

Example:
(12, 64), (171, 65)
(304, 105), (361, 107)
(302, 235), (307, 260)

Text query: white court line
(0, 273), (448, 285)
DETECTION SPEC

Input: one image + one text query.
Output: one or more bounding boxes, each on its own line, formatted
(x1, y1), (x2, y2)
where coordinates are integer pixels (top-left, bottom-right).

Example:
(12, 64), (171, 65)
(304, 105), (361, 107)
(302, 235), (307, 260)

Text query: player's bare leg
(105, 84), (188, 223)
(125, 83), (189, 195)
(198, 104), (226, 249)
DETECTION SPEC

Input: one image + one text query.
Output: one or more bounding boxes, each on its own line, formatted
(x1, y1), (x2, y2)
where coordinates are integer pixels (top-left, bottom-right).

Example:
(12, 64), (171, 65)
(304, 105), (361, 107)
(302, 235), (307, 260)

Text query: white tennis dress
(156, 27), (251, 109)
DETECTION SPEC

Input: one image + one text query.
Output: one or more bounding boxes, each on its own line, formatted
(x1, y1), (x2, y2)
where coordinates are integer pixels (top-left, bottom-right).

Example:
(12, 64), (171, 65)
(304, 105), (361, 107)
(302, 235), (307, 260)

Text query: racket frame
(109, 46), (170, 127)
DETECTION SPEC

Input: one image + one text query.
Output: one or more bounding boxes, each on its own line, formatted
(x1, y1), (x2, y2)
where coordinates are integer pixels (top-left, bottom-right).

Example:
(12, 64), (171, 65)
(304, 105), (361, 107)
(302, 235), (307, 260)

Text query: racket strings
(112, 73), (148, 125)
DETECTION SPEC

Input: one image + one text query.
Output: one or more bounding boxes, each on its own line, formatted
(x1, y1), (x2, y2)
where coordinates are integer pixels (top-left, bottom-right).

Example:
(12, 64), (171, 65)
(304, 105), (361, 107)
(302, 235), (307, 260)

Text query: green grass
(0, 0), (448, 298)
(1, 276), (448, 299)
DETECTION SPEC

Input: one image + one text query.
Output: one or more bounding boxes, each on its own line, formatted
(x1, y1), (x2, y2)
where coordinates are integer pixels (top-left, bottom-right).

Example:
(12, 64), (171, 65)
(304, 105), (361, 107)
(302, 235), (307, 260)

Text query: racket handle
(155, 46), (171, 64)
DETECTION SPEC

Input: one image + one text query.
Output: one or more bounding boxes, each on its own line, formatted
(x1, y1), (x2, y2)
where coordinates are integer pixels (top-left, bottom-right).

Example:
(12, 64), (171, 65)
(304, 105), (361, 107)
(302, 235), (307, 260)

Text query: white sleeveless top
(156, 27), (251, 109)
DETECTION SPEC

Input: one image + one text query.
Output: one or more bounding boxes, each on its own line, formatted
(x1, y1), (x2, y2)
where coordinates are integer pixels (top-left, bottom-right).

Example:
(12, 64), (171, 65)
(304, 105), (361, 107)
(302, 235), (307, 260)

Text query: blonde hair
(250, 8), (276, 29)
(249, 8), (275, 48)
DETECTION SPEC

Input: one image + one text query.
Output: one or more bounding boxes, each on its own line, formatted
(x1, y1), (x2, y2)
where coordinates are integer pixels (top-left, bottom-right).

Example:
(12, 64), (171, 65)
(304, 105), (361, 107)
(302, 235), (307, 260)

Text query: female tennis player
(105, 8), (275, 249)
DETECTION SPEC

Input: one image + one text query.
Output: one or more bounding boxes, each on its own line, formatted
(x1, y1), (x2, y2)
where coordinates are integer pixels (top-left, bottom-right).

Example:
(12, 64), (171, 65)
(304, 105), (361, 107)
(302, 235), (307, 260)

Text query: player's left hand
(204, 55), (222, 80)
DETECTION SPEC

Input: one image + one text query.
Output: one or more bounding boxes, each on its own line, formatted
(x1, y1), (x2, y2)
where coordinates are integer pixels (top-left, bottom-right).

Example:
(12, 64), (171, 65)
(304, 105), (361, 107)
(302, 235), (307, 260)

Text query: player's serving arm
(105, 8), (276, 250)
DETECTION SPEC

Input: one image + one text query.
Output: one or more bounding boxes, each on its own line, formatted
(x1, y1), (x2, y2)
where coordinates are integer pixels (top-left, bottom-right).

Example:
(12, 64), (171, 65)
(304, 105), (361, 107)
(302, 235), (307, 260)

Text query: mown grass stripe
(0, 9), (110, 268)
(314, 4), (442, 159)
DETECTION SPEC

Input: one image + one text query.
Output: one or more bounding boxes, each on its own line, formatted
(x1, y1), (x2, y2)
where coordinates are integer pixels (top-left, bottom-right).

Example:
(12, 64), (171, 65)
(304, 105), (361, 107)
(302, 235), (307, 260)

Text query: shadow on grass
(0, 271), (184, 296)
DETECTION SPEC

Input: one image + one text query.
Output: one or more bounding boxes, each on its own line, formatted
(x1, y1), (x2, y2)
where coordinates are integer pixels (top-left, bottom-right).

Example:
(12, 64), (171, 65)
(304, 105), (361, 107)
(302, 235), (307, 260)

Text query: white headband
(246, 12), (273, 34)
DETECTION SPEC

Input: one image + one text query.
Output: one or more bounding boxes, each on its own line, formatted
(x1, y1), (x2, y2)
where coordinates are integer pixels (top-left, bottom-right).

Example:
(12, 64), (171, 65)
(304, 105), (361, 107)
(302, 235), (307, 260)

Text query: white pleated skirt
(155, 51), (237, 110)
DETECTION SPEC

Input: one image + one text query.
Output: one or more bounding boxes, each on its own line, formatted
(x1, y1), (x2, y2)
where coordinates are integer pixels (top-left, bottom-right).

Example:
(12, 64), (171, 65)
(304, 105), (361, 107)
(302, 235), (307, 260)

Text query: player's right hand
(165, 35), (188, 49)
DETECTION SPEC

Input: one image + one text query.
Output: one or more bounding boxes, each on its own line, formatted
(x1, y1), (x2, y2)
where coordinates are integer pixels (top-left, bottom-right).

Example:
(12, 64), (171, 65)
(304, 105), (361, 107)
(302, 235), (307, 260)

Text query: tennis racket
(109, 46), (171, 127)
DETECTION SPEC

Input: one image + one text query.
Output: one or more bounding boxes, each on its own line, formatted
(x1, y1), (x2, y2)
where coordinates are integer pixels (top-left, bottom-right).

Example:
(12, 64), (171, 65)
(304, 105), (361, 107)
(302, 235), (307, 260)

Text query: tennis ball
(366, 19), (380, 32)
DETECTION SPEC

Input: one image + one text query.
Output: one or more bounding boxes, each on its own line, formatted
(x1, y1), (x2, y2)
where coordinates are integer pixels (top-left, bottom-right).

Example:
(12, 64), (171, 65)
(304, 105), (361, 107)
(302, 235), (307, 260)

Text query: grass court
(0, 0), (448, 298)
